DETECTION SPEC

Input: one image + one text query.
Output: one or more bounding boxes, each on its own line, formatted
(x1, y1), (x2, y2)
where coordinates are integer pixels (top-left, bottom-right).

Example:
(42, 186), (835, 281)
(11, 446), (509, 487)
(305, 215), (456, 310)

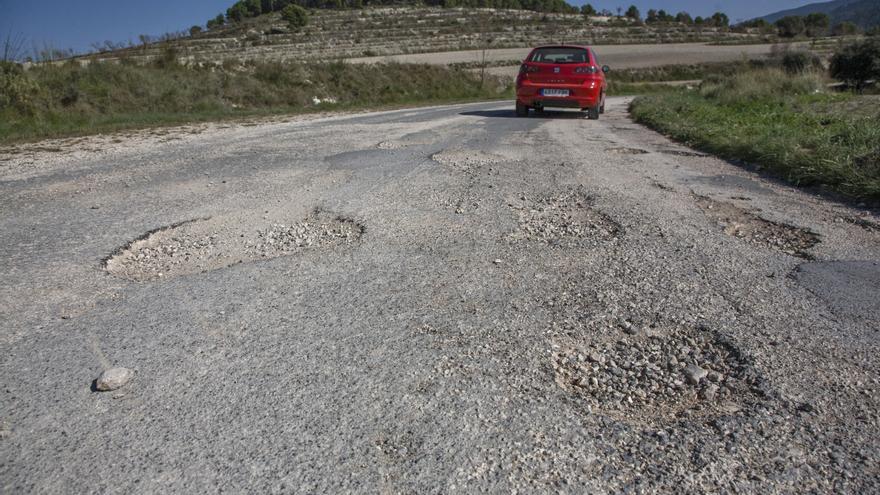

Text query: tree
(625, 5), (640, 21)
(244, 0), (262, 16)
(675, 12), (693, 25)
(831, 21), (860, 36)
(694, 16), (704, 25)
(804, 13), (830, 37)
(710, 12), (729, 28)
(646, 9), (658, 23)
(206, 14), (225, 30)
(189, 25), (203, 36)
(581, 4), (596, 16)
(282, 4), (309, 30)
(776, 16), (806, 38)
(226, 2), (248, 22)
(830, 39), (880, 92)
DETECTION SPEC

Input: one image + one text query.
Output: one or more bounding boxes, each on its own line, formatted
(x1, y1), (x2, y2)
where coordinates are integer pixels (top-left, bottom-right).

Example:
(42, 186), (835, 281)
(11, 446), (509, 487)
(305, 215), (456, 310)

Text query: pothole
(552, 327), (759, 423)
(105, 210), (363, 281)
(376, 140), (405, 150)
(695, 195), (819, 258)
(509, 186), (621, 244)
(431, 149), (505, 174)
(606, 147), (649, 155)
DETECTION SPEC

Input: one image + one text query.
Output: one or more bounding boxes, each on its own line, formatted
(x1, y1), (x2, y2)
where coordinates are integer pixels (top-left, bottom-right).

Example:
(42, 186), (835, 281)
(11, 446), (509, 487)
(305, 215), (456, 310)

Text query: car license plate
(542, 89), (570, 97)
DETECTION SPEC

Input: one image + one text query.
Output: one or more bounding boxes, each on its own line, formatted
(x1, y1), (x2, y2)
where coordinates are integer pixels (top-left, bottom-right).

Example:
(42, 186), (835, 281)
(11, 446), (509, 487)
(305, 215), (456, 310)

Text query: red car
(515, 45), (609, 119)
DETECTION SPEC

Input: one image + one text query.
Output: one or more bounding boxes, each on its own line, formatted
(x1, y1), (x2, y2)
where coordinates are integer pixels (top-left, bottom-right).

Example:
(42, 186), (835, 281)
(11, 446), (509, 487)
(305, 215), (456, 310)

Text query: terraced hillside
(85, 7), (772, 64)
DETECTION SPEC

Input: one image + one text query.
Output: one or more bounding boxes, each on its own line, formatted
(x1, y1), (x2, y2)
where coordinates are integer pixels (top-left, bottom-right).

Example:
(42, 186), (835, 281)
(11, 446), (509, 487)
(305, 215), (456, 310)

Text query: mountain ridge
(759, 0), (880, 29)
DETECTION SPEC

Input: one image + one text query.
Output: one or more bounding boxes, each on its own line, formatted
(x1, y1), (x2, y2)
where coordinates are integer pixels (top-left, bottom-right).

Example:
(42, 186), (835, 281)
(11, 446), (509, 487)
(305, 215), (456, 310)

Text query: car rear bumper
(516, 81), (602, 109)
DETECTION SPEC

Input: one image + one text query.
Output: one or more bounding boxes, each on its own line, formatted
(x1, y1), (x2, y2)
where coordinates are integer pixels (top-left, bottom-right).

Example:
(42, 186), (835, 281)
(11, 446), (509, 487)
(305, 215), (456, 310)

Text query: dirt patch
(510, 186), (621, 244)
(695, 195), (819, 259)
(105, 210), (362, 281)
(553, 327), (758, 423)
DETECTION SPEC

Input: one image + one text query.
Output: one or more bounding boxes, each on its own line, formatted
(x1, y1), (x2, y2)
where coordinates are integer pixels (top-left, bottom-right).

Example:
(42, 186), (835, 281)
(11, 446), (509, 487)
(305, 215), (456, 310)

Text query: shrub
(0, 61), (41, 113)
(830, 39), (880, 92)
(189, 25), (203, 36)
(281, 4), (309, 30)
(781, 50), (821, 74)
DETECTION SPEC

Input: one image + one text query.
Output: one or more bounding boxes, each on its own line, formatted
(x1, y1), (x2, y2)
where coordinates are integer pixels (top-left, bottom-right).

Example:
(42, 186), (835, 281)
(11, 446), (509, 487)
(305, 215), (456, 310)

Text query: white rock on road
(95, 367), (134, 392)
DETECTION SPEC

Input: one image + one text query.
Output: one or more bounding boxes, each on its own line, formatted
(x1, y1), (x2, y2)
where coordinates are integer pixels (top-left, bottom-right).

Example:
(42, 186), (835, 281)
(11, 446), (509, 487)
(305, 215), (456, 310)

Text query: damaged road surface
(1, 99), (879, 493)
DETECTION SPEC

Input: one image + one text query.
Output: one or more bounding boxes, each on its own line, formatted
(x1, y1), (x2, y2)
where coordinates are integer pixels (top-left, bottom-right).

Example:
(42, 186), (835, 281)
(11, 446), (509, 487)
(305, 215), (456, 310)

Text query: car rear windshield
(529, 47), (590, 64)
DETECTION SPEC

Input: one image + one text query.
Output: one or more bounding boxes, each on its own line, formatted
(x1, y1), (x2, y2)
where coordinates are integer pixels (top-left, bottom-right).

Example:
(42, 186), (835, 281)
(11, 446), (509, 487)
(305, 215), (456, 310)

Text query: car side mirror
(602, 65), (610, 73)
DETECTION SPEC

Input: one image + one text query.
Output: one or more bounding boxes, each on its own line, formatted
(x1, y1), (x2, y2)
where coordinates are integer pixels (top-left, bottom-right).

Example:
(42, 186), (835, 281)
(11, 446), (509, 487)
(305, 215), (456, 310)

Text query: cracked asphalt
(1, 98), (879, 493)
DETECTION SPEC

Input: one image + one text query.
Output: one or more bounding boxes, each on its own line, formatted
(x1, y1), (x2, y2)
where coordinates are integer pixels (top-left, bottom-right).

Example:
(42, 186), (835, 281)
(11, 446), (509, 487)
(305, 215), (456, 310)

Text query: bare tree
(2, 31), (28, 61)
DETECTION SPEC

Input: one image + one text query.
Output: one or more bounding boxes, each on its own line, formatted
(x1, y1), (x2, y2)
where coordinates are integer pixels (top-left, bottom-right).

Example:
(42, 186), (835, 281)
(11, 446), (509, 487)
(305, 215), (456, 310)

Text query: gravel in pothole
(695, 195), (819, 258)
(105, 211), (362, 281)
(244, 214), (362, 257)
(510, 186), (620, 244)
(431, 149), (505, 174)
(553, 328), (757, 422)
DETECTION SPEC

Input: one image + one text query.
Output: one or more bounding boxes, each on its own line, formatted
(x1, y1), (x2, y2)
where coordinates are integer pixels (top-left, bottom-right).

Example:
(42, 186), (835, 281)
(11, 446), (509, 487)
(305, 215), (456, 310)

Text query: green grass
(0, 58), (512, 144)
(630, 67), (880, 202)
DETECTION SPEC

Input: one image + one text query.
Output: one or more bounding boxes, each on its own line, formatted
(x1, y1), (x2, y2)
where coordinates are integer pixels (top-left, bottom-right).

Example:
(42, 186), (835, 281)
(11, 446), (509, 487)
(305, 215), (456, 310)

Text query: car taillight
(519, 64), (539, 74)
(574, 66), (599, 74)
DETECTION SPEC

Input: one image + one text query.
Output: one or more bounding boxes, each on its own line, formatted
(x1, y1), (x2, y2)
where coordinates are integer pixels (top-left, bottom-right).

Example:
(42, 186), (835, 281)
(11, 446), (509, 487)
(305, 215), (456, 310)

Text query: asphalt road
(2, 99), (879, 493)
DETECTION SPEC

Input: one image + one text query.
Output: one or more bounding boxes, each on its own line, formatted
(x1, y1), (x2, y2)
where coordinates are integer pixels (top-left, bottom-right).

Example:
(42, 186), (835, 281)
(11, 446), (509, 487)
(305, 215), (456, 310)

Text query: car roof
(531, 45), (591, 50)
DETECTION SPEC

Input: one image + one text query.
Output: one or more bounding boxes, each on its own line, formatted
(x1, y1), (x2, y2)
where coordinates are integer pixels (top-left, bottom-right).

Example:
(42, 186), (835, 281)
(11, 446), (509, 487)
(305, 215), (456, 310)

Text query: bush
(830, 39), (880, 92)
(281, 4), (309, 30)
(781, 50), (821, 74)
(0, 61), (41, 113)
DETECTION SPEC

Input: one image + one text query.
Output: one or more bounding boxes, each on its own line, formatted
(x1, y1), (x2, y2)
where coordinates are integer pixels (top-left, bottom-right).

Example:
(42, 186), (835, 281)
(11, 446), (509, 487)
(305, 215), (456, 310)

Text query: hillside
(83, 7), (770, 65)
(760, 0), (880, 29)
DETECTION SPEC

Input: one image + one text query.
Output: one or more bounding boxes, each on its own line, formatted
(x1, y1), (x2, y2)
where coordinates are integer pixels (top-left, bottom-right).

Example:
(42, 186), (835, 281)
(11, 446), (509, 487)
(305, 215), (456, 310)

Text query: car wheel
(515, 101), (529, 117)
(534, 107), (544, 114)
(587, 105), (600, 120)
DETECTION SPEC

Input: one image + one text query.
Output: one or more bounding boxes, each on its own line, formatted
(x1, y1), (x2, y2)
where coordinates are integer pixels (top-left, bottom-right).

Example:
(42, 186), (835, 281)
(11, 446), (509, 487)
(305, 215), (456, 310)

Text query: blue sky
(4, 0), (817, 56)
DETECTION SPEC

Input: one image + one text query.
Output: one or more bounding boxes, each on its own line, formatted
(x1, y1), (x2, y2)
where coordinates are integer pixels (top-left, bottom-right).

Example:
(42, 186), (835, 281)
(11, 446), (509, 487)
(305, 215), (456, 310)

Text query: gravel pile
(696, 195), (819, 258)
(246, 213), (362, 256)
(511, 186), (620, 244)
(553, 327), (752, 419)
